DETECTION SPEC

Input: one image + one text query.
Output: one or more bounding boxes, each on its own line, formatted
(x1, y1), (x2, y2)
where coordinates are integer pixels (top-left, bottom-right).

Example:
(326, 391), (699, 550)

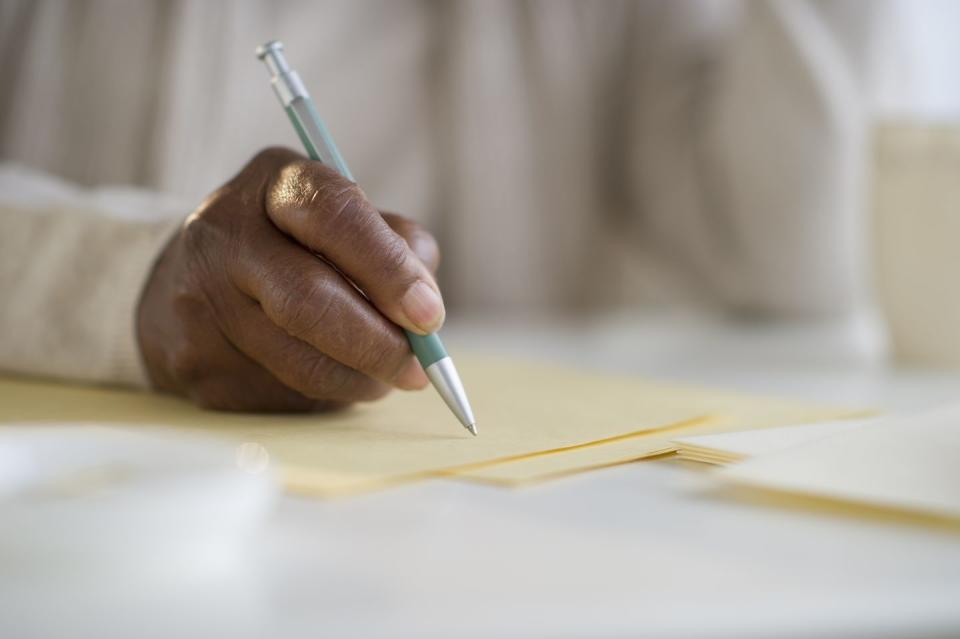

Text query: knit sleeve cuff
(106, 218), (183, 388)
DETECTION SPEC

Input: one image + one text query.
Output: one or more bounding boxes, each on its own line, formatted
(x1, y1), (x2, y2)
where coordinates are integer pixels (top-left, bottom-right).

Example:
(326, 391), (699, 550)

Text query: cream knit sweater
(0, 1), (890, 388)
(0, 166), (182, 387)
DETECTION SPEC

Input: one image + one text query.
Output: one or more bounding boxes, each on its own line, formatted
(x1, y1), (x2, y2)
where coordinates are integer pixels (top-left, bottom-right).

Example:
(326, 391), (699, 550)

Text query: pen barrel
(285, 99), (354, 180)
(406, 331), (448, 368)
(259, 39), (475, 432)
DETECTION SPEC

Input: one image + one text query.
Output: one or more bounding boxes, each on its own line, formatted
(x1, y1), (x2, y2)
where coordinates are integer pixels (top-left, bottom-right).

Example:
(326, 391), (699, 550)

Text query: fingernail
(395, 358), (429, 390)
(401, 280), (445, 333)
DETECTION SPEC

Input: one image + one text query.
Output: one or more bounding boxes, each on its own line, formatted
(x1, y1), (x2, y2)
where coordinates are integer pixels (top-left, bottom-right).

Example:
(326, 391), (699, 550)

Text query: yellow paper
(672, 417), (877, 465)
(720, 406), (960, 520)
(452, 396), (862, 485)
(0, 357), (859, 495)
(0, 357), (731, 495)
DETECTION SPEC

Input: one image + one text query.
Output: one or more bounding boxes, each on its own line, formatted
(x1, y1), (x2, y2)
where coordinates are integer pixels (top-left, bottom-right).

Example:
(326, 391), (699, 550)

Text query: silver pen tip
(424, 356), (477, 438)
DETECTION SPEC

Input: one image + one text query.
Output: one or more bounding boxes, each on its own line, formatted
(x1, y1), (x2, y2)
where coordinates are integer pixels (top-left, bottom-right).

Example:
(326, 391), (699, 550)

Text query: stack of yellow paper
(448, 403), (867, 486)
(671, 418), (878, 465)
(0, 357), (858, 496)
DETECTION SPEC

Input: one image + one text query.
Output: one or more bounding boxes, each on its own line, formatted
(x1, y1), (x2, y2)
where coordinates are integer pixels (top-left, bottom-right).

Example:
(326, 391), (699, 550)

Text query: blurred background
(2, 5), (960, 637)
(1, 0), (959, 363)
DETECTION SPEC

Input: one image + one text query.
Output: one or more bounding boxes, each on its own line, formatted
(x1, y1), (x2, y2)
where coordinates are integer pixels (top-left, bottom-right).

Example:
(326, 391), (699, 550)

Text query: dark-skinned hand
(136, 147), (444, 412)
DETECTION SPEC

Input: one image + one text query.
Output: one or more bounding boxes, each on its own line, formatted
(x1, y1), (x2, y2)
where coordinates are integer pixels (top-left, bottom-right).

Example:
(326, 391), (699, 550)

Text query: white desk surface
(6, 312), (960, 639)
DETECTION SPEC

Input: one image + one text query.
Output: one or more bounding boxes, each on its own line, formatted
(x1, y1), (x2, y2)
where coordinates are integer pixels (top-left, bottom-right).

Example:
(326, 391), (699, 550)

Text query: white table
(6, 312), (960, 638)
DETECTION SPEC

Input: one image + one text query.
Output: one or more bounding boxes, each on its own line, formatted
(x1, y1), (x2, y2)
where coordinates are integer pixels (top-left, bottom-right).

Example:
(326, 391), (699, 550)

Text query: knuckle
(382, 213), (440, 273)
(273, 275), (336, 340)
(353, 335), (408, 380)
(297, 353), (353, 398)
(290, 348), (389, 403)
(375, 232), (413, 276)
(181, 210), (212, 252)
(312, 180), (370, 233)
(327, 182), (366, 218)
(181, 204), (234, 265)
(279, 158), (315, 188)
(274, 160), (343, 212)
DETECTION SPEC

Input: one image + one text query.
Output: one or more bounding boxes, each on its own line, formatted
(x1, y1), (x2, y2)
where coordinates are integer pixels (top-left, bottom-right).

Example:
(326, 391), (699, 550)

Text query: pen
(256, 40), (477, 436)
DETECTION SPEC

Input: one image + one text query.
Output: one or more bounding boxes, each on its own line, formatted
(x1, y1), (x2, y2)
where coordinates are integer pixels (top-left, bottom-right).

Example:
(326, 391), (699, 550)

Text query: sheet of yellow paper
(450, 395), (863, 485)
(720, 406), (960, 520)
(0, 357), (748, 496)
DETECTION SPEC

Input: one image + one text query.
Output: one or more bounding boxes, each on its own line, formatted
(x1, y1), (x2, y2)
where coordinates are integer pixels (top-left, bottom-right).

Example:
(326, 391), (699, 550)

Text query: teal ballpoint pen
(256, 40), (477, 436)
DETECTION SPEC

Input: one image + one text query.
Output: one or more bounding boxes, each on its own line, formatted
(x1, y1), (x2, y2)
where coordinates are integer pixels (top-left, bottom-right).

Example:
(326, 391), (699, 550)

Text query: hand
(136, 147), (444, 412)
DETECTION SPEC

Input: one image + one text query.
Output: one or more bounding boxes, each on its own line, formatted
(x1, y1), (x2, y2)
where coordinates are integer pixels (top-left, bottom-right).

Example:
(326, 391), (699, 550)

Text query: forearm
(0, 165), (183, 387)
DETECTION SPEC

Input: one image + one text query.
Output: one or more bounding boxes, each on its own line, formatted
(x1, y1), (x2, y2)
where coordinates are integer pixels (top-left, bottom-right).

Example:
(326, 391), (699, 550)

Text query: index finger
(264, 151), (445, 335)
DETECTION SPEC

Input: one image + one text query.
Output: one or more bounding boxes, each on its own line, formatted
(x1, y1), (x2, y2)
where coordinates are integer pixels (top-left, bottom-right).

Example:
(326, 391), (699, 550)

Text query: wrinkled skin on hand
(137, 147), (444, 412)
